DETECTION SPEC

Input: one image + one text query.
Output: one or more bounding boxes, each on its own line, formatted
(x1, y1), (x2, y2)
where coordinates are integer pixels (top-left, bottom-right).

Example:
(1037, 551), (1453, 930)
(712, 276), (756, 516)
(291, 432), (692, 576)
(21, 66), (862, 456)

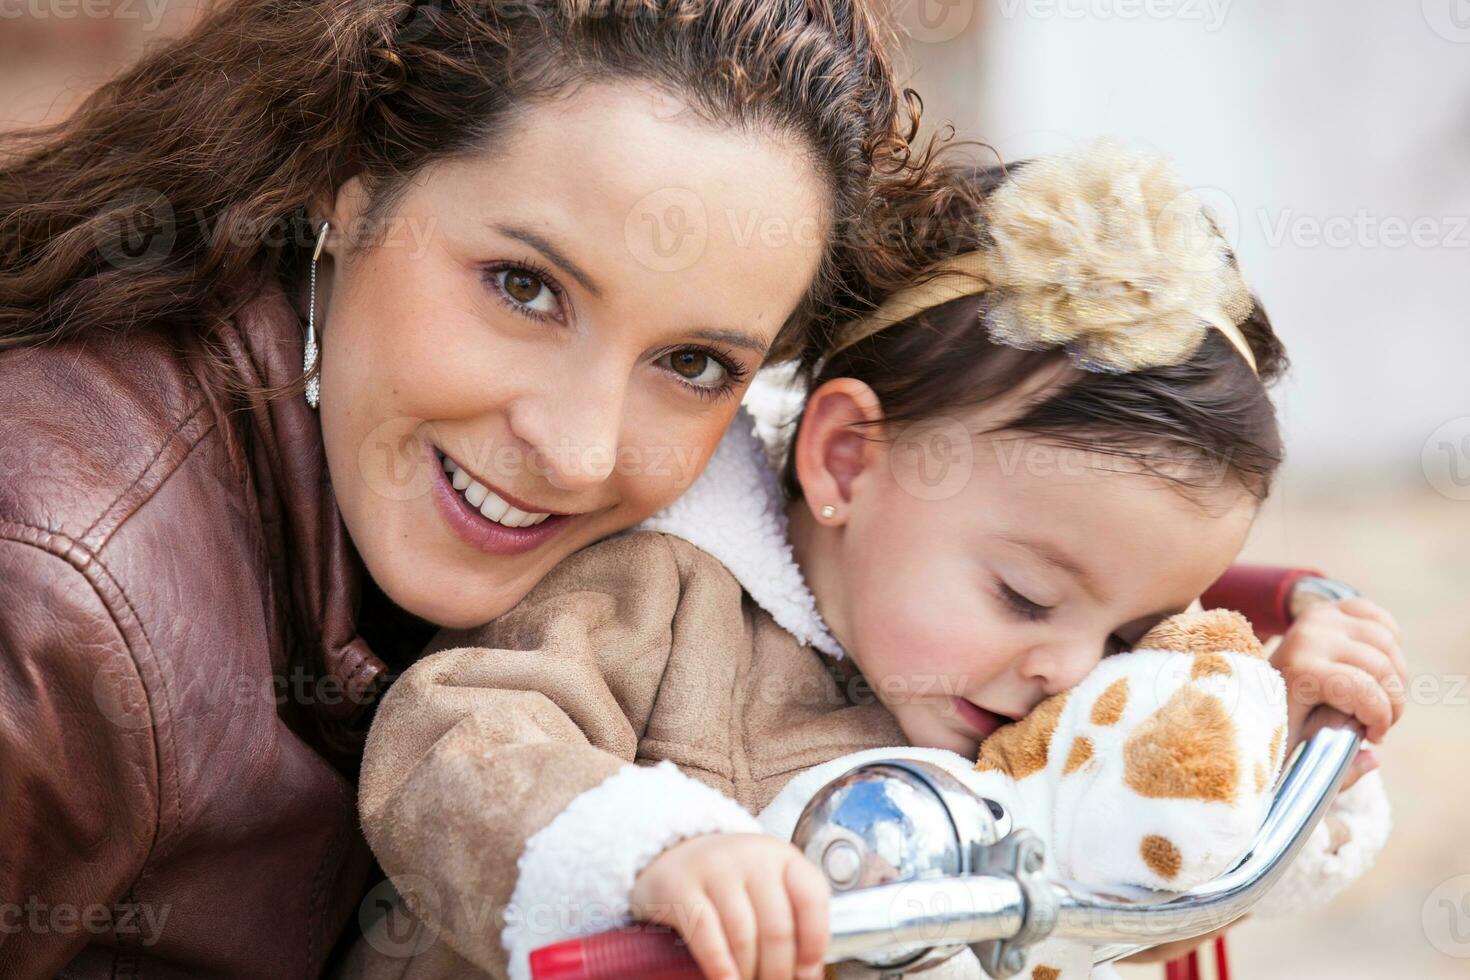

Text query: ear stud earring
(819, 504), (838, 520)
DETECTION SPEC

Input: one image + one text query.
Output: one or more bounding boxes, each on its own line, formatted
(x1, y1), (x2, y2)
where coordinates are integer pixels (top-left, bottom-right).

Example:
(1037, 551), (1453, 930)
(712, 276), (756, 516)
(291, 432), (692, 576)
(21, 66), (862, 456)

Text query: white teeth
(479, 493), (509, 523)
(439, 452), (553, 529)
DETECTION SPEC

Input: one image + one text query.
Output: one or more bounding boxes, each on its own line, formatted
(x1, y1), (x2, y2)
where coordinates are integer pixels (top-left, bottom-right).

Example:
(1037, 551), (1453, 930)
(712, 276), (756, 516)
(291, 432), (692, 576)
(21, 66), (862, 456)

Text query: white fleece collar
(634, 406), (846, 659)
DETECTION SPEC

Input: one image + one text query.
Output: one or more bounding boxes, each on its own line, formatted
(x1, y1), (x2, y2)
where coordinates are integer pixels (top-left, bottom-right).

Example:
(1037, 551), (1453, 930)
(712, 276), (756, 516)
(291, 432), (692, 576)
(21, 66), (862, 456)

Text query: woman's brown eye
(660, 349), (730, 389)
(670, 350), (708, 379)
(505, 270), (541, 303)
(494, 267), (559, 316)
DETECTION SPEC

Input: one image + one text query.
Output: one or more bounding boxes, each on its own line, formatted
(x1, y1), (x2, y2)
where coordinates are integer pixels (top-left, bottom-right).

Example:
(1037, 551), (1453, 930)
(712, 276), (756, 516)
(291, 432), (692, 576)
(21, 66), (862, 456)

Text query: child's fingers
(1336, 596), (1401, 641)
(1341, 615), (1408, 684)
(1314, 637), (1407, 726)
(784, 856), (831, 980)
(708, 879), (760, 980)
(745, 868), (797, 980)
(1316, 661), (1395, 741)
(650, 887), (738, 980)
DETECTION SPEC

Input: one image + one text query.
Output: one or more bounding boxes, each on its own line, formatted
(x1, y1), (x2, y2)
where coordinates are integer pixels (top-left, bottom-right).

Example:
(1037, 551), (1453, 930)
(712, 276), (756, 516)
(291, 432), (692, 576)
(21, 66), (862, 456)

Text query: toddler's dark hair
(782, 160), (1290, 509)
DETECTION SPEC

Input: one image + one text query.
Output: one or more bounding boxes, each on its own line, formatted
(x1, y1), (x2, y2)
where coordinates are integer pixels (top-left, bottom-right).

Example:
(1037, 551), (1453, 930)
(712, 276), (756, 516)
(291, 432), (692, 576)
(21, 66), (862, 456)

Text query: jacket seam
(0, 521), (173, 885)
(79, 400), (210, 548)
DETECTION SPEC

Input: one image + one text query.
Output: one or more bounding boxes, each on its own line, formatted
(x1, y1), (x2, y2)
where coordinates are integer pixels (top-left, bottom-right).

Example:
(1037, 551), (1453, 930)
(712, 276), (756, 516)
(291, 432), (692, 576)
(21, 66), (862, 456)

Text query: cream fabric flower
(981, 137), (1253, 373)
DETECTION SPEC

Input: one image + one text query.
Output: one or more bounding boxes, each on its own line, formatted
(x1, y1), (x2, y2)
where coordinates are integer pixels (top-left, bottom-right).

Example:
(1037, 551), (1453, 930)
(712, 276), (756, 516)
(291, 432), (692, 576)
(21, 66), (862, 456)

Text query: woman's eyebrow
(685, 327), (770, 355)
(489, 221), (601, 297)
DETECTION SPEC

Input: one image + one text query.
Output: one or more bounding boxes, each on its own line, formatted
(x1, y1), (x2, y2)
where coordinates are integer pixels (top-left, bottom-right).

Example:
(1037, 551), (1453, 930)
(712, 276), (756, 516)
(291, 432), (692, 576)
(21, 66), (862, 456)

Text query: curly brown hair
(0, 0), (960, 391)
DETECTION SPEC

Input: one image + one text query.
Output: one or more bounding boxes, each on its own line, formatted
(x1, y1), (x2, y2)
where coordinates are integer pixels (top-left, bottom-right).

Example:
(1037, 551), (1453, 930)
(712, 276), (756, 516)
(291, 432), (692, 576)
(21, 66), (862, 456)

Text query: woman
(0, 0), (944, 976)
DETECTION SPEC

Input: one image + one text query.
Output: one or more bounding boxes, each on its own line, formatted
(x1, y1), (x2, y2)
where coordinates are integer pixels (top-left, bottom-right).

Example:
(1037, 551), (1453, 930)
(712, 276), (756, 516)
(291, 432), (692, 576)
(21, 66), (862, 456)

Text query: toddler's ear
(790, 377), (884, 517)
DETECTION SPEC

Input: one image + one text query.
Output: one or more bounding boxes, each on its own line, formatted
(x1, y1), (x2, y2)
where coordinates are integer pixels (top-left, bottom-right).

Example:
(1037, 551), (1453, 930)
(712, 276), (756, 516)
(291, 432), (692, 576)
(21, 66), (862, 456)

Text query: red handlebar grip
(1200, 564), (1325, 640)
(530, 926), (703, 980)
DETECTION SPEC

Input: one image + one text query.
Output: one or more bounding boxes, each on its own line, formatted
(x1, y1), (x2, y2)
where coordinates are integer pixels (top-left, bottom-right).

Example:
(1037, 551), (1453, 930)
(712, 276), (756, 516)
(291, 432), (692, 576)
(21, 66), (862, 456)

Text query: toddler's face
(791, 376), (1258, 758)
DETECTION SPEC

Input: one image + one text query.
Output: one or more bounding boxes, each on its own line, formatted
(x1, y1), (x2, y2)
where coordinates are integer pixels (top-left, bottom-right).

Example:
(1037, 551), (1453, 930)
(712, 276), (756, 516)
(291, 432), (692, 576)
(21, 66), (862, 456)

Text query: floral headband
(829, 138), (1258, 375)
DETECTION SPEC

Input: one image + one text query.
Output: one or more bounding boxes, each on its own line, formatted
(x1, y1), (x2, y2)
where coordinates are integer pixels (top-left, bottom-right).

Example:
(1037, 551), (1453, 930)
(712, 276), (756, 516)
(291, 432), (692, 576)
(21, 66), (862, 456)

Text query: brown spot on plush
(1031, 967), (1061, 980)
(1140, 834), (1183, 880)
(1269, 725), (1286, 770)
(1124, 686), (1239, 803)
(1137, 609), (1264, 659)
(1090, 678), (1129, 726)
(1063, 736), (1094, 775)
(1191, 651), (1233, 679)
(976, 691), (1070, 779)
(1254, 761), (1268, 794)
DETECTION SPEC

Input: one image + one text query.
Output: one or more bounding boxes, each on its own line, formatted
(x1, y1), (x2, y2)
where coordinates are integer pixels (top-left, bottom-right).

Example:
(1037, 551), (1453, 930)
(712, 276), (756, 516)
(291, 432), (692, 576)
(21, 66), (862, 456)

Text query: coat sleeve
(357, 532), (761, 980)
(0, 534), (157, 979)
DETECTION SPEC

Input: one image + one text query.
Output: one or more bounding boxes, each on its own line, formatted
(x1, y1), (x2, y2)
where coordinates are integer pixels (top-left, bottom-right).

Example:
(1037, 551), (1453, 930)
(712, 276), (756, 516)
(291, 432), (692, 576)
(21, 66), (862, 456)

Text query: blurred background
(3, 1), (1466, 977)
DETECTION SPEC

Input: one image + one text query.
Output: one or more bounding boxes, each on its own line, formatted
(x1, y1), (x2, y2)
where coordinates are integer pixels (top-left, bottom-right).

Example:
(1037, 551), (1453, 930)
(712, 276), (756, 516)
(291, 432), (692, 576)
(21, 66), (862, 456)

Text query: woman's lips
(950, 696), (1013, 740)
(427, 444), (575, 557)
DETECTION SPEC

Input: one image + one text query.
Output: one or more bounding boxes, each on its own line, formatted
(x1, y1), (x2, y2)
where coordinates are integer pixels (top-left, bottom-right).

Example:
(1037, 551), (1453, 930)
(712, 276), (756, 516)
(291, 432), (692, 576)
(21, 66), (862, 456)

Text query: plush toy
(758, 607), (1290, 980)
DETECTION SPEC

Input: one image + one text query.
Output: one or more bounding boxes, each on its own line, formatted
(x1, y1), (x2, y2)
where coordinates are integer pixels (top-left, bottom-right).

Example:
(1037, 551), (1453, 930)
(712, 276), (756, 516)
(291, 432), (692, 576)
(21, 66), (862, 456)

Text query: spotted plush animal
(759, 608), (1289, 979)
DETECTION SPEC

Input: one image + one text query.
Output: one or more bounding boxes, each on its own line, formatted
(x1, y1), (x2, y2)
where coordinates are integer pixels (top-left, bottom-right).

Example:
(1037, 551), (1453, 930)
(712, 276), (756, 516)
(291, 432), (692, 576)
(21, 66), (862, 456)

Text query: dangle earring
(304, 218), (330, 409)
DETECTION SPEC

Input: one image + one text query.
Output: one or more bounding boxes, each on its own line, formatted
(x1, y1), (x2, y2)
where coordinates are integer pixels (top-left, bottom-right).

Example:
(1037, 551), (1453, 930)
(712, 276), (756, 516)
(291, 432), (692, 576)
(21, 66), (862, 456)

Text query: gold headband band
(828, 139), (1259, 377)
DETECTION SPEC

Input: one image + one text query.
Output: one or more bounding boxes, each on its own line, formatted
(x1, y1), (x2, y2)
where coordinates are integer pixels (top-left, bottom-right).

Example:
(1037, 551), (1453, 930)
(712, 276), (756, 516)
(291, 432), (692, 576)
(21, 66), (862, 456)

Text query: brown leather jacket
(0, 270), (428, 978)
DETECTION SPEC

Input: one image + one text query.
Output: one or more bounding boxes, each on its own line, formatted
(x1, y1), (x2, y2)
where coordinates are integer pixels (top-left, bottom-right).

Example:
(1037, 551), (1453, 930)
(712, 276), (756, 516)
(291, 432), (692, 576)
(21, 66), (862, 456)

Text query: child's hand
(1271, 596), (1407, 783)
(630, 832), (830, 980)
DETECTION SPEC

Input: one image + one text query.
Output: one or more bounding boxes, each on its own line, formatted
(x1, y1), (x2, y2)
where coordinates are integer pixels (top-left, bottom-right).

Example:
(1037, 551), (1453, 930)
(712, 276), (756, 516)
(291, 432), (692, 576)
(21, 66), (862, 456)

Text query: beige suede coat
(338, 413), (907, 980)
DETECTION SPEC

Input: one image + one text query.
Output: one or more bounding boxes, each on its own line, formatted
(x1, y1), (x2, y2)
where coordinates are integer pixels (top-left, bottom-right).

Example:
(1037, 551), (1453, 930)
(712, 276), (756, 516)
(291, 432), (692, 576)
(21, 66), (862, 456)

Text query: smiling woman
(0, 0), (952, 977)
(314, 80), (836, 628)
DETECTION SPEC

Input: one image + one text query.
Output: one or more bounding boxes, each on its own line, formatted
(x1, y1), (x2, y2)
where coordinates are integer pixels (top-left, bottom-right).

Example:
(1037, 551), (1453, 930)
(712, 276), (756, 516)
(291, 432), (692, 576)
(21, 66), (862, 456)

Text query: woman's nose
(508, 381), (625, 492)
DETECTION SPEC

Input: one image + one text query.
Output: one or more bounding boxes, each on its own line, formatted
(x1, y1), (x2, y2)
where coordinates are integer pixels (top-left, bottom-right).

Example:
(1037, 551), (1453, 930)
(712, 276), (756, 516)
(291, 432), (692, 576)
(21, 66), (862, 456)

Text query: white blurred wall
(902, 0), (1470, 482)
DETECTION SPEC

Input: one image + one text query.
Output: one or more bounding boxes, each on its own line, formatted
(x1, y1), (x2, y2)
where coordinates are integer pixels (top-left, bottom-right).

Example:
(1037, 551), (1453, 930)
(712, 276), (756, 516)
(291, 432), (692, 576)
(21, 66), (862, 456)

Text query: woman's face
(313, 81), (829, 627)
